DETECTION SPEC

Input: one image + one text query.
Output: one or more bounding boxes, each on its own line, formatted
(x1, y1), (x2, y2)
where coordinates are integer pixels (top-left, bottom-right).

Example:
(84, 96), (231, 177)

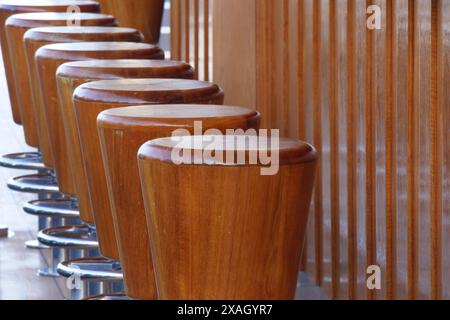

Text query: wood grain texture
(28, 28), (143, 194)
(73, 79), (224, 299)
(138, 136), (317, 299)
(34, 44), (163, 257)
(97, 0), (164, 44)
(6, 12), (115, 150)
(0, 0), (99, 125)
(56, 59), (193, 231)
(200, 0), (449, 300)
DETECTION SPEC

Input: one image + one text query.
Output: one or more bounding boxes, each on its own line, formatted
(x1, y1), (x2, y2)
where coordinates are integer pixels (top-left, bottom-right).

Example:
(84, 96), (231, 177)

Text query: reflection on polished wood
(138, 135), (316, 299)
(0, 0), (100, 125)
(56, 59), (193, 253)
(74, 79), (225, 299)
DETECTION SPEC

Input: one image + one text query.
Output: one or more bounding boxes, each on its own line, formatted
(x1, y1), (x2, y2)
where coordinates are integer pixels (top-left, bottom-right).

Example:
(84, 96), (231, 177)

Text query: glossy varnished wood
(73, 80), (225, 299)
(5, 12), (115, 149)
(97, 0), (164, 44)
(34, 43), (163, 228)
(0, 0), (99, 125)
(98, 106), (259, 300)
(26, 29), (144, 196)
(138, 135), (317, 299)
(56, 59), (194, 249)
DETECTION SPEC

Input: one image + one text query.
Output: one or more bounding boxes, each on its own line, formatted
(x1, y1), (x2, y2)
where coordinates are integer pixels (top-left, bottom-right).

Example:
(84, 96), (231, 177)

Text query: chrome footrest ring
(0, 152), (48, 171)
(8, 173), (59, 194)
(37, 225), (98, 249)
(57, 257), (123, 281)
(23, 199), (79, 219)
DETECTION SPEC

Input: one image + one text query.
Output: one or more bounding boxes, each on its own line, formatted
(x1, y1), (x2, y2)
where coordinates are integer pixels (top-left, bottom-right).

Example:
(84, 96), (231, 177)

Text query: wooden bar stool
(56, 60), (194, 259)
(73, 79), (229, 299)
(34, 44), (163, 253)
(0, 0), (99, 128)
(138, 135), (318, 299)
(96, 105), (261, 300)
(97, 0), (164, 44)
(5, 13), (116, 196)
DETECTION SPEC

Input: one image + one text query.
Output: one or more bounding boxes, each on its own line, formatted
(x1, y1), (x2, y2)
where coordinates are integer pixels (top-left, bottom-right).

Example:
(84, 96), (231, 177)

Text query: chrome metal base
(38, 225), (98, 249)
(25, 239), (50, 250)
(0, 152), (48, 170)
(23, 199), (79, 219)
(86, 293), (130, 300)
(8, 173), (59, 194)
(37, 267), (61, 278)
(57, 257), (123, 282)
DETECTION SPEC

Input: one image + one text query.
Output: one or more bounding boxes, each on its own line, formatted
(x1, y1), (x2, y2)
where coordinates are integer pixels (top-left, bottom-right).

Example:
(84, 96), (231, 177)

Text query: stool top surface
(98, 104), (259, 128)
(0, 0), (98, 10)
(6, 12), (113, 26)
(57, 59), (193, 80)
(138, 135), (318, 166)
(24, 26), (142, 43)
(36, 42), (163, 61)
(73, 79), (223, 104)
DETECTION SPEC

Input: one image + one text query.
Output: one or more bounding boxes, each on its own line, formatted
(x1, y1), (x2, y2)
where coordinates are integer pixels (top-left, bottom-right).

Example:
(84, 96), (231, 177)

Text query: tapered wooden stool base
(56, 60), (194, 257)
(138, 135), (318, 300)
(0, 0), (100, 124)
(98, 0), (164, 44)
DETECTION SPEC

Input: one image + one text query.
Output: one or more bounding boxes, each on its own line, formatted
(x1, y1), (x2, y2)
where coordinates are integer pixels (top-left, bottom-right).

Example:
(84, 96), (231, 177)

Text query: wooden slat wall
(170, 0), (211, 80)
(171, 0), (450, 300)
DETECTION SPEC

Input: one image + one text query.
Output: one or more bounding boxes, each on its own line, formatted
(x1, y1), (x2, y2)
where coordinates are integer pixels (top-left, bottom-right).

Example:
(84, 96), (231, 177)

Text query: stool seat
(34, 44), (164, 243)
(95, 103), (259, 300)
(75, 78), (224, 104)
(0, 0), (100, 125)
(138, 135), (318, 299)
(56, 59), (193, 241)
(6, 13), (116, 150)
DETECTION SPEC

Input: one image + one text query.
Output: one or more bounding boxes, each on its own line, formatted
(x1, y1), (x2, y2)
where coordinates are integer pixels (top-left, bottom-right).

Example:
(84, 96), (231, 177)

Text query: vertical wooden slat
(429, 0), (442, 300)
(297, 0), (307, 271)
(365, 0), (377, 301)
(171, 0), (182, 60)
(312, 0), (323, 287)
(194, 0), (199, 79)
(329, 0), (340, 299)
(203, 0), (210, 81)
(385, 0), (397, 300)
(184, 0), (190, 63)
(346, 0), (357, 300)
(282, 0), (290, 136)
(407, 0), (419, 300)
